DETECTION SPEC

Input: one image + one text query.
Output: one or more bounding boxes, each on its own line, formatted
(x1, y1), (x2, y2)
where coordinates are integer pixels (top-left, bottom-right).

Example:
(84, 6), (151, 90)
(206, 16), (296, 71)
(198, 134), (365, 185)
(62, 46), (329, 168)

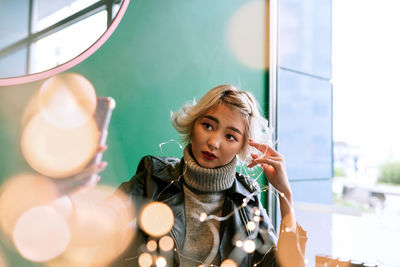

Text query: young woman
(114, 84), (307, 267)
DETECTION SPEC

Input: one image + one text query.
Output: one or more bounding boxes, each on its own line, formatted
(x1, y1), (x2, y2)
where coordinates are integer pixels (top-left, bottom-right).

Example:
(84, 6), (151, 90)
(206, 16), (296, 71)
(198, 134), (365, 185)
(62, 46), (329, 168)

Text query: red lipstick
(202, 151), (217, 160)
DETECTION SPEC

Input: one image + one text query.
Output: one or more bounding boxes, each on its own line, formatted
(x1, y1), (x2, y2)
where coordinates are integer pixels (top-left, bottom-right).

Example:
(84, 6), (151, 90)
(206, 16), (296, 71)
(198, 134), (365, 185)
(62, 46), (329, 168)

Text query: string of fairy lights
(128, 139), (304, 267)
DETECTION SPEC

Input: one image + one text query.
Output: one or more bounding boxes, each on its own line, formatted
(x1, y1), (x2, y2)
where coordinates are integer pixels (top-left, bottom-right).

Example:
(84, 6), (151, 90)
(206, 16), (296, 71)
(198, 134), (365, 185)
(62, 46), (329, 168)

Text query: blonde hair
(171, 84), (271, 161)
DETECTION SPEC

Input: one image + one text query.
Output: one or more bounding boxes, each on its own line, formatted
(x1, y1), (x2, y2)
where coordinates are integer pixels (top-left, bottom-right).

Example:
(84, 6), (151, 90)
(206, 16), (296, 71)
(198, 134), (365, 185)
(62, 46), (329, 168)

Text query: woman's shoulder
(118, 155), (183, 195)
(135, 155), (181, 175)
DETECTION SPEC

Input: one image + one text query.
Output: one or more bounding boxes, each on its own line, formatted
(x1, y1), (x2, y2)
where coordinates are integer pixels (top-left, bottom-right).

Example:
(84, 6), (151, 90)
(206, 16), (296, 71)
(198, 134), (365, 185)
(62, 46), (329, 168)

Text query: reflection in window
(33, 0), (100, 32)
(0, 0), (121, 78)
(31, 10), (107, 73)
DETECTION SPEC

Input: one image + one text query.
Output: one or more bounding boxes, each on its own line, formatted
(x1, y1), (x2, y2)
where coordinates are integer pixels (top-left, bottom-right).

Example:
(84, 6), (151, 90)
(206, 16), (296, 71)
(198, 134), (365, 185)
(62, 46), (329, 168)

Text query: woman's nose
(207, 134), (220, 150)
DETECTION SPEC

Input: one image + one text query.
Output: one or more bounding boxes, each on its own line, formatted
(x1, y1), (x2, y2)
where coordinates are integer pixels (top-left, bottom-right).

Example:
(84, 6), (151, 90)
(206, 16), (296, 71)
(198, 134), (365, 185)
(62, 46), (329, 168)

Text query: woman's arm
(248, 140), (307, 267)
(247, 140), (296, 231)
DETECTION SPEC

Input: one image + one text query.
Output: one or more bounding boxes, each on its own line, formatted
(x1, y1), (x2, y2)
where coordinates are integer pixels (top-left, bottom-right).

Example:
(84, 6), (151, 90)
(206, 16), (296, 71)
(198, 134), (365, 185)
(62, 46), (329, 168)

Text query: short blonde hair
(171, 84), (271, 161)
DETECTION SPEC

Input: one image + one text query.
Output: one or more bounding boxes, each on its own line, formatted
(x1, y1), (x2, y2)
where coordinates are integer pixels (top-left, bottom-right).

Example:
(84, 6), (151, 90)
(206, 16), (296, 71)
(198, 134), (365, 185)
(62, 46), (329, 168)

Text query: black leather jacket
(112, 156), (307, 267)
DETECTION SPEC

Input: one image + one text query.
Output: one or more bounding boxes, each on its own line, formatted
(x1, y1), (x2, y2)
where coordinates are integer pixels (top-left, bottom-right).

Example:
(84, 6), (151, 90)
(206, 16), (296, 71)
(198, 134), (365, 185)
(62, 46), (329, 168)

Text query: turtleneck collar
(182, 145), (237, 193)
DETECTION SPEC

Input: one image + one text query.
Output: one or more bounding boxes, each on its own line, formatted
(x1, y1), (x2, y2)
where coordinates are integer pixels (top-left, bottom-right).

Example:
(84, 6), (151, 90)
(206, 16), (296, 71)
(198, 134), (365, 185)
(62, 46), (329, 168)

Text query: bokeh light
(199, 212), (207, 222)
(66, 185), (135, 266)
(138, 253), (153, 267)
(246, 221), (256, 231)
(0, 174), (58, 236)
(242, 240), (256, 253)
(155, 256), (167, 267)
(21, 112), (99, 178)
(12, 205), (70, 262)
(235, 240), (243, 248)
(0, 249), (8, 267)
(221, 259), (238, 267)
(159, 236), (174, 251)
(146, 240), (157, 252)
(227, 0), (268, 70)
(139, 202), (174, 237)
(37, 73), (97, 129)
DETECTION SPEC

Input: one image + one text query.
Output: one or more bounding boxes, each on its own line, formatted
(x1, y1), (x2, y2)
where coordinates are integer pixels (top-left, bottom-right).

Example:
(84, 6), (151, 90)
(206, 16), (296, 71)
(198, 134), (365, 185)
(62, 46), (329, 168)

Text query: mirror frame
(0, 0), (130, 87)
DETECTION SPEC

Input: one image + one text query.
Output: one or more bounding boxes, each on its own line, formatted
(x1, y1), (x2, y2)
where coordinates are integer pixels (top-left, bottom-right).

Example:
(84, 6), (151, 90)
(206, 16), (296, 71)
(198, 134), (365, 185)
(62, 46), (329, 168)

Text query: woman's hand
(53, 145), (108, 195)
(247, 140), (296, 231)
(247, 140), (292, 198)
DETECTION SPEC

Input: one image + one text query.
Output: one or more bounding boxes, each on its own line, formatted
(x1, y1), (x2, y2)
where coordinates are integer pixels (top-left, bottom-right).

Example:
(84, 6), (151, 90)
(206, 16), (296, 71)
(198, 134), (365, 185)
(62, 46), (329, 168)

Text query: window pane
(31, 10), (107, 73)
(331, 0), (400, 265)
(0, 48), (27, 78)
(0, 1), (29, 50)
(33, 0), (100, 32)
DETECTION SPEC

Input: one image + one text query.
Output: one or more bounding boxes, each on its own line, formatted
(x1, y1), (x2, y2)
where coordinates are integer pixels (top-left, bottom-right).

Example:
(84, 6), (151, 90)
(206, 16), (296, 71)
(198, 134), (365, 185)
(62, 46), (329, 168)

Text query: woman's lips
(201, 151), (217, 160)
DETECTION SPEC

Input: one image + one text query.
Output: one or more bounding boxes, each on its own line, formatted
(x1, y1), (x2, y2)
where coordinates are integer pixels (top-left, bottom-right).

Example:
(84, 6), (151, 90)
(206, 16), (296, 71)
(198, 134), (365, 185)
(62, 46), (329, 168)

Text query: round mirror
(0, 0), (129, 86)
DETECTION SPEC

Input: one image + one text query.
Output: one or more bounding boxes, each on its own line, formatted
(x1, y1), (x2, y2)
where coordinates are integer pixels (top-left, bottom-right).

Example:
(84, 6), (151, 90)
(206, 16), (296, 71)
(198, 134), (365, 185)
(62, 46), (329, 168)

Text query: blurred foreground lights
(138, 253), (153, 267)
(0, 249), (8, 267)
(155, 256), (167, 267)
(21, 112), (99, 178)
(12, 205), (70, 262)
(221, 259), (238, 267)
(246, 221), (257, 231)
(139, 202), (174, 237)
(227, 0), (268, 70)
(199, 212), (207, 222)
(235, 240), (243, 248)
(159, 236), (174, 251)
(242, 240), (256, 253)
(38, 73), (97, 129)
(65, 186), (135, 266)
(0, 174), (58, 236)
(146, 240), (157, 252)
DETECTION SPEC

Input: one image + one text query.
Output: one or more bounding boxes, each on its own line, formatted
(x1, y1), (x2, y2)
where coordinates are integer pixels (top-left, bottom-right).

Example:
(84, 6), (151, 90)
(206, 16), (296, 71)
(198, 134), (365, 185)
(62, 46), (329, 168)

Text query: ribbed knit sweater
(180, 145), (237, 267)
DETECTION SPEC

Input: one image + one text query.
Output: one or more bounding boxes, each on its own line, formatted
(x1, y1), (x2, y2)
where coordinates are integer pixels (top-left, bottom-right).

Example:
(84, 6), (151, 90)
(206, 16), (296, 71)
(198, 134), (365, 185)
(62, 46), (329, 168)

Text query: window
(0, 0), (122, 78)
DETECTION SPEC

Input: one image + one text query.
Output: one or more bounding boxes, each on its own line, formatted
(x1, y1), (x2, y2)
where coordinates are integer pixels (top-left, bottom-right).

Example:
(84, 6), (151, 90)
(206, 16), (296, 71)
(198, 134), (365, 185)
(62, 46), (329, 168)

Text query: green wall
(70, 0), (268, 186)
(0, 0), (267, 265)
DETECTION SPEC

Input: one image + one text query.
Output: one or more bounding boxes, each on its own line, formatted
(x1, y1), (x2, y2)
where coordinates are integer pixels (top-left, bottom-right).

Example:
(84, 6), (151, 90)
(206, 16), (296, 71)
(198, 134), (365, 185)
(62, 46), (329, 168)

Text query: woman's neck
(182, 145), (237, 192)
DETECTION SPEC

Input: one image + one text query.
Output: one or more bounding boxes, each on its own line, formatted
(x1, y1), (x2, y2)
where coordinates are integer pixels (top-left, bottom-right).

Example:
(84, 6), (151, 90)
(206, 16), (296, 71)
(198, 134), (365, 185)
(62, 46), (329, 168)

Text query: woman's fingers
(249, 141), (268, 154)
(249, 140), (282, 157)
(252, 157), (284, 172)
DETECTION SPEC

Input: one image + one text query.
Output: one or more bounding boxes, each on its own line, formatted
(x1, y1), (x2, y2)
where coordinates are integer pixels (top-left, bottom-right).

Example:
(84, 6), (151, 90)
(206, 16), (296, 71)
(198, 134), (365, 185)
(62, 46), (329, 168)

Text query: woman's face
(191, 103), (246, 168)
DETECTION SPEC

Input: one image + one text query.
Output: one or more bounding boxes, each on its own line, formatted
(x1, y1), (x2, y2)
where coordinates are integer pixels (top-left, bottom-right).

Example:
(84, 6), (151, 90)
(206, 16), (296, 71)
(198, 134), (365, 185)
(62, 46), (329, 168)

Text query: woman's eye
(226, 134), (238, 142)
(202, 123), (213, 130)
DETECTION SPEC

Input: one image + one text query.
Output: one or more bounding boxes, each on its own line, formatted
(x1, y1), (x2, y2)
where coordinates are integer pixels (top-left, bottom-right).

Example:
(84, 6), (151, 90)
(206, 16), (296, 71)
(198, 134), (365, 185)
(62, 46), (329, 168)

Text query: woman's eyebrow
(204, 115), (219, 123)
(203, 115), (242, 135)
(228, 126), (242, 135)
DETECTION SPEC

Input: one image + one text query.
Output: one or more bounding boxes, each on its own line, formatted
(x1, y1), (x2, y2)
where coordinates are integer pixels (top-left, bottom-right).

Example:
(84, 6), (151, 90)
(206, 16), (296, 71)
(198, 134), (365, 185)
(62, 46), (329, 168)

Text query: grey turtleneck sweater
(180, 146), (237, 267)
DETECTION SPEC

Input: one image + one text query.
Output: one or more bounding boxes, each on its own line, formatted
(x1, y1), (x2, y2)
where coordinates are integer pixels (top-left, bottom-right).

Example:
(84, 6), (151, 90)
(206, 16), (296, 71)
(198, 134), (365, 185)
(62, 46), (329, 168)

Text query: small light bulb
(235, 240), (243, 247)
(199, 212), (207, 222)
(254, 216), (260, 222)
(242, 240), (256, 253)
(247, 221), (256, 231)
(146, 240), (157, 252)
(279, 192), (285, 197)
(254, 209), (261, 216)
(156, 256), (167, 267)
(285, 227), (291, 232)
(138, 253), (153, 267)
